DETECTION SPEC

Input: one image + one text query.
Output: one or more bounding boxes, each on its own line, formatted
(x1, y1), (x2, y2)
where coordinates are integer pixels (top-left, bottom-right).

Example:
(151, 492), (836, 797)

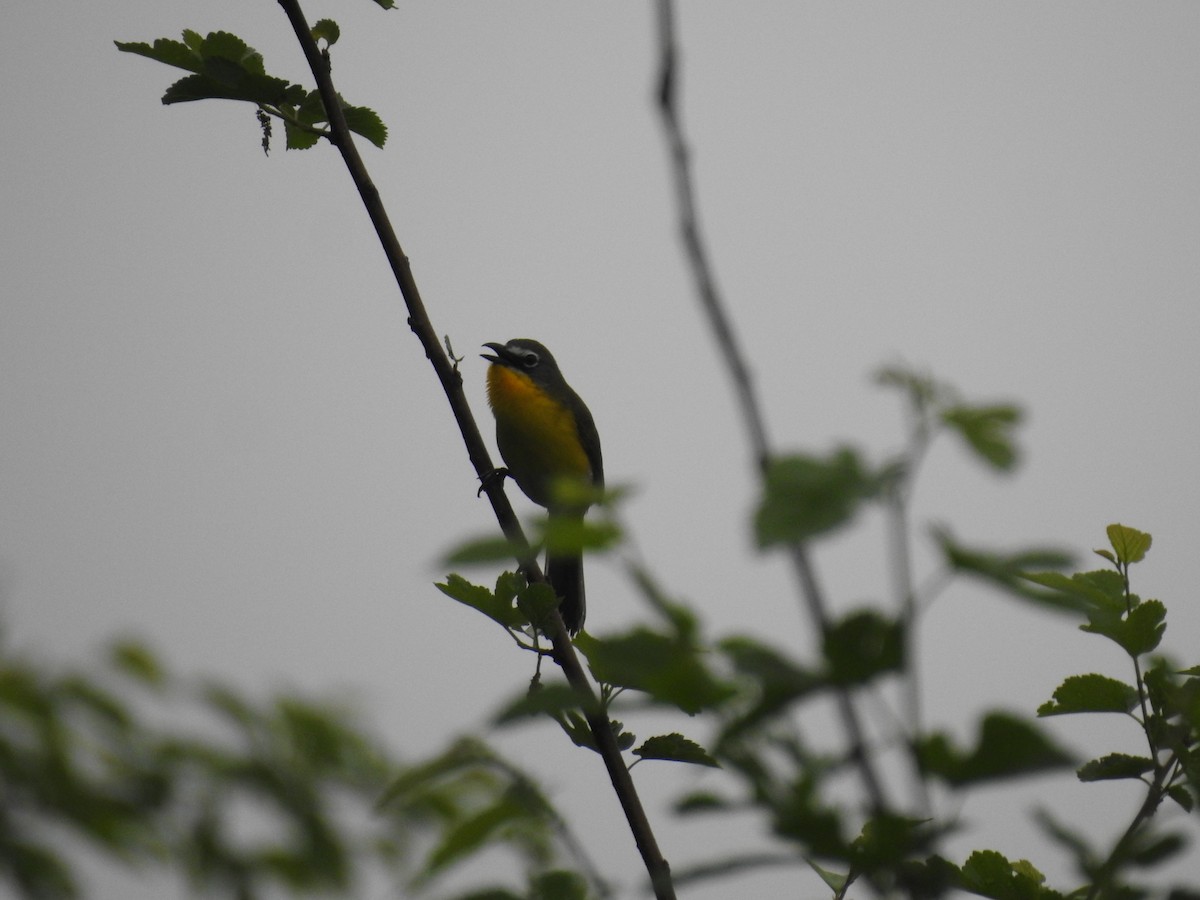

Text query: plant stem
(274, 2), (676, 895)
(653, 0), (888, 815)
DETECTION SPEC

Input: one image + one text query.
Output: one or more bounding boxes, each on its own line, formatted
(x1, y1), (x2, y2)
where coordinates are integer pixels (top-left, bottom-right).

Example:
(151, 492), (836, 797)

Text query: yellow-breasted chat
(482, 339), (603, 635)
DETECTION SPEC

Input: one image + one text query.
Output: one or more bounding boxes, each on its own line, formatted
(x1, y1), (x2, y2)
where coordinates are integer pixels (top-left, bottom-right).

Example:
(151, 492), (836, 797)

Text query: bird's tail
(546, 551), (585, 635)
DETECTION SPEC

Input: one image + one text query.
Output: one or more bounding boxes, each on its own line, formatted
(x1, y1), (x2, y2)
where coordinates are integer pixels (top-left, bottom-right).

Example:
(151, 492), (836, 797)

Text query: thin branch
(274, 2), (675, 896)
(653, 0), (888, 814)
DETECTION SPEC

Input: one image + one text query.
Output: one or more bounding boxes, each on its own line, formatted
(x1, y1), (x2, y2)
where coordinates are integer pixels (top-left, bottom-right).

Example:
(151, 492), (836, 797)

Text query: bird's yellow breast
(486, 364), (592, 507)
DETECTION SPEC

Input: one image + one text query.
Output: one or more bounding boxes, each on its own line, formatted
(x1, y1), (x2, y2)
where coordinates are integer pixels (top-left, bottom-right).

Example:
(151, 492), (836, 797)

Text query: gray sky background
(3, 3), (1199, 896)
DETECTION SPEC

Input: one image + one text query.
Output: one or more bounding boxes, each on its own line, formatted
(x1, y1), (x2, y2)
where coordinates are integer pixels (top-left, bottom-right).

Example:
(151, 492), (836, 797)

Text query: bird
(482, 338), (603, 635)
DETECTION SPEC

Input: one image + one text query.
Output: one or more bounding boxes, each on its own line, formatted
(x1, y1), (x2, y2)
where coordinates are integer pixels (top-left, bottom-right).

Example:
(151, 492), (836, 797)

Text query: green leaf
(115, 36), (205, 74)
(574, 630), (733, 714)
(1077, 753), (1155, 783)
(807, 857), (849, 892)
(530, 870), (587, 900)
(771, 780), (846, 858)
(1127, 830), (1186, 867)
(717, 636), (823, 736)
(310, 19), (340, 46)
(341, 104), (388, 149)
(1023, 569), (1125, 613)
(674, 791), (734, 814)
(936, 529), (1078, 611)
(754, 447), (878, 546)
(538, 515), (620, 556)
(958, 849), (1049, 900)
(372, 0), (396, 8)
(918, 713), (1075, 787)
(850, 814), (941, 874)
(424, 795), (527, 876)
(161, 70), (298, 107)
(515, 582), (558, 631)
(434, 574), (524, 629)
(284, 117), (323, 151)
(376, 738), (496, 810)
(119, 31), (298, 107)
(1105, 524), (1151, 565)
(941, 404), (1022, 471)
(822, 609), (903, 686)
(492, 683), (589, 726)
(555, 710), (598, 752)
(1037, 674), (1139, 716)
(875, 364), (953, 410)
(109, 640), (166, 687)
(633, 733), (719, 768)
(1081, 598), (1166, 657)
(1166, 784), (1194, 813)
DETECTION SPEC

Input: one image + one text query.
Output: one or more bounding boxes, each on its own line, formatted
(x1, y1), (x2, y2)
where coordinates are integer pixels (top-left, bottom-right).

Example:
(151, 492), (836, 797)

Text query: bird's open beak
(481, 341), (511, 365)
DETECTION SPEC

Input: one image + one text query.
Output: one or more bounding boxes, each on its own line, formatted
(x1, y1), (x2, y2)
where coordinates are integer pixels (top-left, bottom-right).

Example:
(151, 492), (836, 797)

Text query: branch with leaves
(109, 6), (1200, 900)
(117, 3), (677, 898)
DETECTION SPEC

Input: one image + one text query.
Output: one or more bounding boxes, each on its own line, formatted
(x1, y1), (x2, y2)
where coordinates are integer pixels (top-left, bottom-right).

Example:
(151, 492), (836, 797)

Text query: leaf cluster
(0, 640), (407, 898)
(116, 28), (385, 152)
(0, 639), (580, 900)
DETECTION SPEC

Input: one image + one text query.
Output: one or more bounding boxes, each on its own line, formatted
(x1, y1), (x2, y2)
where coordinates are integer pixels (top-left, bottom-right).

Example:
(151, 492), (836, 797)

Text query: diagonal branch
(652, 0), (888, 814)
(274, 1), (676, 896)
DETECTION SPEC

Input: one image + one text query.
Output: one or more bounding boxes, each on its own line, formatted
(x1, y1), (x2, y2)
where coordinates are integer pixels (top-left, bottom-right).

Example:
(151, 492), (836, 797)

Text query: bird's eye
(521, 351), (539, 368)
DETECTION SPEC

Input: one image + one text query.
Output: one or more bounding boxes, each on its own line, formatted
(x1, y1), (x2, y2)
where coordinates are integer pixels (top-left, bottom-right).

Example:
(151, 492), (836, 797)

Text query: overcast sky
(3, 3), (1199, 897)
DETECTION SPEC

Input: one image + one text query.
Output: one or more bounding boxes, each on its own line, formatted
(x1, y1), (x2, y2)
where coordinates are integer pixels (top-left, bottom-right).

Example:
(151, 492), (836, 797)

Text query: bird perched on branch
(482, 338), (603, 635)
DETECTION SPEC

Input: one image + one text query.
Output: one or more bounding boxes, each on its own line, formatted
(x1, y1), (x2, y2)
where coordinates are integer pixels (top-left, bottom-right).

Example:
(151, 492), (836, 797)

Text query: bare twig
(274, 2), (675, 895)
(653, 0), (888, 814)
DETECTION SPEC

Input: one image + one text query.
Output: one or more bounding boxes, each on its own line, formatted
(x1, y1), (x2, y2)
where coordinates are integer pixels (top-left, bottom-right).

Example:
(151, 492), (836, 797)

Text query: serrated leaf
(434, 574), (523, 629)
(555, 710), (597, 752)
(1037, 674), (1139, 716)
(958, 849), (1046, 900)
(633, 733), (719, 768)
(1106, 524), (1151, 565)
(283, 118), (323, 150)
(197, 31), (263, 73)
(1166, 784), (1194, 813)
(161, 70), (297, 106)
(515, 582), (558, 630)
(310, 18), (340, 46)
(941, 404), (1022, 471)
(1077, 753), (1155, 782)
(1081, 598), (1166, 657)
(754, 447), (879, 546)
(115, 37), (204, 73)
(341, 104), (389, 149)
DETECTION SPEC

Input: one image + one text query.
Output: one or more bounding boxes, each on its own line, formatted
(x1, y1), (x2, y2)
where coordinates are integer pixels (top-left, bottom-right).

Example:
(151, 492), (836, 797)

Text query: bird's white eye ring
(521, 351), (539, 368)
